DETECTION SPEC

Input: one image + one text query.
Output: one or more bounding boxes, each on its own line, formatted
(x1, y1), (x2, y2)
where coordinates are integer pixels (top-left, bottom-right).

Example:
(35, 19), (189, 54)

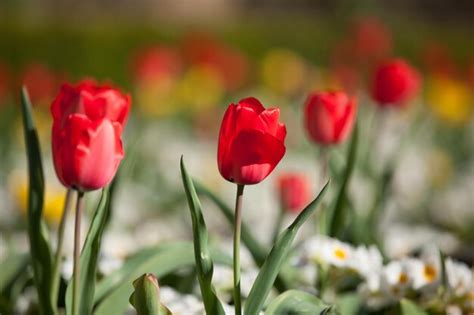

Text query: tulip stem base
(72, 191), (84, 315)
(233, 184), (244, 315)
(51, 189), (74, 305)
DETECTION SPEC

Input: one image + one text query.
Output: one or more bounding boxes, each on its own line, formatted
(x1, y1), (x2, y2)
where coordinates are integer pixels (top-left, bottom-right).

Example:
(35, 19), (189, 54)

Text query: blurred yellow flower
(135, 78), (180, 118)
(176, 65), (224, 113)
(14, 182), (65, 225)
(428, 149), (453, 189)
(426, 76), (473, 126)
(261, 49), (308, 98)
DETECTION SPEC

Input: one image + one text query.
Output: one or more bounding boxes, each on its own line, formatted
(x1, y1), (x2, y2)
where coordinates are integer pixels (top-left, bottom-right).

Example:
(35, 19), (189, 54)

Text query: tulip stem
(320, 148), (329, 186)
(233, 184), (244, 315)
(51, 189), (74, 306)
(72, 191), (84, 315)
(271, 205), (285, 245)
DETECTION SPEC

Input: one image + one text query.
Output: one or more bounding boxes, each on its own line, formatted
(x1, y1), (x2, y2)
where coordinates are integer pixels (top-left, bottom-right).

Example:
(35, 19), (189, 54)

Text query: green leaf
(244, 182), (329, 315)
(65, 189), (110, 315)
(397, 299), (427, 315)
(328, 124), (358, 238)
(194, 181), (267, 266)
(20, 87), (56, 315)
(265, 290), (335, 315)
(94, 242), (231, 315)
(94, 246), (167, 304)
(129, 273), (160, 315)
(0, 254), (28, 293)
(336, 293), (362, 315)
(195, 181), (289, 292)
(180, 157), (225, 315)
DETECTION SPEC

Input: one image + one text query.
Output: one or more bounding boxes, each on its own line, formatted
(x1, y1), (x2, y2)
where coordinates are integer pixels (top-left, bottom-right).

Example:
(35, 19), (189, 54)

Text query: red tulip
(304, 91), (357, 146)
(371, 58), (421, 107)
(277, 173), (311, 213)
(0, 63), (10, 105)
(51, 81), (131, 191)
(131, 46), (182, 84)
(351, 18), (392, 65)
(22, 63), (59, 105)
(217, 97), (286, 185)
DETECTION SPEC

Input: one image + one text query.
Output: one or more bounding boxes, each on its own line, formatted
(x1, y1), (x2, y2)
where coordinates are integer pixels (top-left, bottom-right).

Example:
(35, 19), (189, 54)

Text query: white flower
(350, 245), (383, 280)
(381, 259), (416, 298)
(303, 236), (355, 268)
(410, 246), (441, 292)
(445, 258), (473, 297)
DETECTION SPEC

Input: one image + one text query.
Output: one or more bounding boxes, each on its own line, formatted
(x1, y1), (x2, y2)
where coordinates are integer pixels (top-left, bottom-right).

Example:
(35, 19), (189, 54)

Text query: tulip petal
(229, 130), (285, 185)
(259, 108), (285, 139)
(239, 97), (265, 113)
(73, 119), (123, 191)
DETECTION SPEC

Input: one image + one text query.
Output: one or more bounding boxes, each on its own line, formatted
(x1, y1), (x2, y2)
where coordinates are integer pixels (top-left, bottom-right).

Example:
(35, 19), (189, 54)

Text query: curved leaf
(180, 157), (225, 315)
(94, 242), (231, 315)
(244, 182), (329, 315)
(195, 181), (289, 292)
(94, 245), (170, 304)
(65, 189), (110, 315)
(265, 290), (335, 315)
(20, 87), (56, 315)
(129, 273), (160, 315)
(398, 299), (427, 315)
(328, 124), (358, 238)
(0, 254), (28, 293)
(194, 181), (267, 265)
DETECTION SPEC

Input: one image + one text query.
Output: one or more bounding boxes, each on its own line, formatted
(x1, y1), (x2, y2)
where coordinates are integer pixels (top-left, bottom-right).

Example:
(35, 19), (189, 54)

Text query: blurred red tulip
(131, 46), (183, 84)
(277, 173), (311, 213)
(351, 18), (392, 64)
(330, 64), (360, 94)
(468, 59), (474, 90)
(218, 97), (286, 185)
(0, 63), (10, 104)
(181, 33), (249, 91)
(304, 91), (357, 146)
(22, 63), (58, 105)
(51, 80), (131, 191)
(331, 17), (392, 68)
(371, 58), (421, 107)
(421, 43), (458, 77)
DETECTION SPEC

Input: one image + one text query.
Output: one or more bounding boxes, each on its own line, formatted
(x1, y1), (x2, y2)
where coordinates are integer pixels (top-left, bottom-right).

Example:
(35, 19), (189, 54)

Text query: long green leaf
(265, 290), (335, 315)
(195, 181), (267, 265)
(94, 245), (169, 303)
(20, 87), (56, 315)
(0, 254), (28, 293)
(195, 181), (290, 293)
(65, 189), (110, 315)
(129, 273), (160, 315)
(94, 242), (231, 315)
(398, 299), (427, 315)
(328, 124), (358, 238)
(244, 182), (329, 315)
(180, 157), (225, 315)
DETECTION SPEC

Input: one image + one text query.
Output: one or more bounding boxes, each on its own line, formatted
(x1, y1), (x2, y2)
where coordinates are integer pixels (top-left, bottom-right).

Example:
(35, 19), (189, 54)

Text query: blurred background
(0, 0), (473, 288)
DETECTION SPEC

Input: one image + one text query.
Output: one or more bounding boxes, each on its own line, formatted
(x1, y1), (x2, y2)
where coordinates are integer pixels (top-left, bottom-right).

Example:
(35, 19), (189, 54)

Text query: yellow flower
(14, 181), (65, 225)
(176, 65), (224, 113)
(135, 77), (180, 118)
(428, 149), (453, 189)
(426, 76), (473, 126)
(261, 49), (308, 98)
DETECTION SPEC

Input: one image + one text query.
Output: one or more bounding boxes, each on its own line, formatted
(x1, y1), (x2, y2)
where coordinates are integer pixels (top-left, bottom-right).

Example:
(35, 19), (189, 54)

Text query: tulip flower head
(304, 91), (357, 146)
(277, 173), (311, 213)
(371, 58), (421, 107)
(51, 81), (131, 191)
(217, 97), (286, 185)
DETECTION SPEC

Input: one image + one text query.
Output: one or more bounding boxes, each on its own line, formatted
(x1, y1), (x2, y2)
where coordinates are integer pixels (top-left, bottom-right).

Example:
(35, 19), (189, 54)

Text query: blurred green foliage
(0, 13), (472, 87)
